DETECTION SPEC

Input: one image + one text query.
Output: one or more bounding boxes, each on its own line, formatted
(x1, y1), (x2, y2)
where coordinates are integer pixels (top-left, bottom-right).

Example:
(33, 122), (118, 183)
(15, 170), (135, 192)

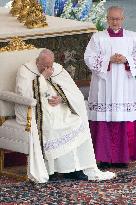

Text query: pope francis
(15, 48), (115, 183)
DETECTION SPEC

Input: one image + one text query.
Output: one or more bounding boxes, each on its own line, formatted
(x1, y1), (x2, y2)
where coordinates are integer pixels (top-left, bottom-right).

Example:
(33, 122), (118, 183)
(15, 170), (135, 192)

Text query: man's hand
(48, 95), (62, 106)
(110, 54), (118, 63)
(110, 53), (127, 64)
(42, 67), (53, 79)
(117, 54), (127, 63)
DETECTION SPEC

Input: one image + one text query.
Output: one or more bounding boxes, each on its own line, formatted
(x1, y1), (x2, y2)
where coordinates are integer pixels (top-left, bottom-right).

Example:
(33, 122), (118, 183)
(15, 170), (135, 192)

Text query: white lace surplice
(84, 29), (136, 122)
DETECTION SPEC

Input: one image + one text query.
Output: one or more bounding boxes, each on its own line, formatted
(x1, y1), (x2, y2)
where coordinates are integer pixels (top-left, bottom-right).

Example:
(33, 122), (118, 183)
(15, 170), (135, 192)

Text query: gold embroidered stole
(47, 78), (77, 114)
(33, 76), (44, 154)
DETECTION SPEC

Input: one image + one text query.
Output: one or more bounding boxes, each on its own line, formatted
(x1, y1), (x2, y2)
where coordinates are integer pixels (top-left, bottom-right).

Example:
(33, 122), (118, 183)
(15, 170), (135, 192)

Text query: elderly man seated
(15, 48), (115, 182)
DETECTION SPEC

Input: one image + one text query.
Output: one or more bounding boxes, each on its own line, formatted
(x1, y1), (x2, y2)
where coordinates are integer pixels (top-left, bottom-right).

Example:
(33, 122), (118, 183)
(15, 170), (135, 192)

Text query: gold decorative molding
(0, 116), (15, 126)
(10, 0), (48, 29)
(24, 1), (48, 29)
(17, 0), (31, 23)
(10, 0), (22, 17)
(0, 37), (35, 52)
(25, 106), (32, 132)
(0, 150), (4, 172)
(0, 116), (6, 126)
(0, 149), (28, 181)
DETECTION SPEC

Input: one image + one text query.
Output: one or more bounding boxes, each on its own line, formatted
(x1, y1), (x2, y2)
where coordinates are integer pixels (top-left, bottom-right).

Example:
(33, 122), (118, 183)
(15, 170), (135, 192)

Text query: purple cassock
(89, 28), (136, 164)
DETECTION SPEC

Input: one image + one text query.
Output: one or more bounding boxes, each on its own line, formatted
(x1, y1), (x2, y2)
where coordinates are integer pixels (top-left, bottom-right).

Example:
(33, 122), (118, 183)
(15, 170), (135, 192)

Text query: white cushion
(0, 119), (29, 154)
(0, 91), (36, 106)
(0, 48), (43, 116)
(0, 100), (14, 116)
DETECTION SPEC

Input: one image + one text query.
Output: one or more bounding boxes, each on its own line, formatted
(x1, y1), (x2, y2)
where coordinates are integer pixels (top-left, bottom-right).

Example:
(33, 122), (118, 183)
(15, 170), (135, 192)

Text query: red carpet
(0, 162), (136, 204)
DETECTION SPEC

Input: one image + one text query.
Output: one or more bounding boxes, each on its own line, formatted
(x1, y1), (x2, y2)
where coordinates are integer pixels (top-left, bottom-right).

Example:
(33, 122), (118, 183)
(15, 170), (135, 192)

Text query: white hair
(38, 48), (54, 60)
(107, 6), (124, 17)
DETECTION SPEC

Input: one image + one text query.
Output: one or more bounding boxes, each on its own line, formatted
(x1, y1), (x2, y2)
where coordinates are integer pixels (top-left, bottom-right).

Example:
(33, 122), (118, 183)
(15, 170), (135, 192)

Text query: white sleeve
(84, 34), (110, 79)
(15, 65), (36, 125)
(15, 65), (34, 98)
(126, 39), (136, 77)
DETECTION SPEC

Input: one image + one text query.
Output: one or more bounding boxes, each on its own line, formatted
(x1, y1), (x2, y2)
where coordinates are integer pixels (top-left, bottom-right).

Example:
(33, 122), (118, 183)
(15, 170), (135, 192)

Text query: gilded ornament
(0, 37), (35, 52)
(17, 0), (31, 23)
(10, 0), (22, 16)
(25, 1), (48, 29)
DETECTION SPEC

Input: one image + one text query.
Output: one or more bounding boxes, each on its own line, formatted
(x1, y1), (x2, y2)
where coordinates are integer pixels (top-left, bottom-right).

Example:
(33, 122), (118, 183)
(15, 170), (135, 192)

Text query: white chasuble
(15, 61), (98, 178)
(84, 29), (136, 122)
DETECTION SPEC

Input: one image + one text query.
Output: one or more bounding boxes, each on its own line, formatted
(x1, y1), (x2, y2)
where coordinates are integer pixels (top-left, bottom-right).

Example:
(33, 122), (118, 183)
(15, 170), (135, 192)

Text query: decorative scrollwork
(10, 0), (22, 16)
(25, 106), (32, 132)
(0, 37), (35, 52)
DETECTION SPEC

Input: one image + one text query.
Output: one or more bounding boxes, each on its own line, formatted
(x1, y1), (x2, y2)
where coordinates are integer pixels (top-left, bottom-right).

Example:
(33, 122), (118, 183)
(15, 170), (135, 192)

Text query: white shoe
(83, 168), (116, 181)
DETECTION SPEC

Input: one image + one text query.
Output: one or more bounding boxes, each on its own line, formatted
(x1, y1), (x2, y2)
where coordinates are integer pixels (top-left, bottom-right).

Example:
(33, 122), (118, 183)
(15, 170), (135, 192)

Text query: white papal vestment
(15, 61), (115, 182)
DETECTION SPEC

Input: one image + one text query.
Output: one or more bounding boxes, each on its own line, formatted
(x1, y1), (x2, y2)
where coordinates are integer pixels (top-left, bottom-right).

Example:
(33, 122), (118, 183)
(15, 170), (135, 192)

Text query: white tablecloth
(0, 7), (96, 42)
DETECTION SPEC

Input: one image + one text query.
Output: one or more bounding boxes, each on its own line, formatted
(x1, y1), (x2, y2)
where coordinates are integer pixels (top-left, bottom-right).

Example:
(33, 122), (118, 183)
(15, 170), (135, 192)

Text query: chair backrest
(0, 48), (43, 116)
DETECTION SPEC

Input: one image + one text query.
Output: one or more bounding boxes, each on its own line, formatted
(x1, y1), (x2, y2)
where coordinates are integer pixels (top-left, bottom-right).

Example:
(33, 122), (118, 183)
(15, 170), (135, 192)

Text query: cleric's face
(36, 56), (54, 74)
(107, 9), (124, 31)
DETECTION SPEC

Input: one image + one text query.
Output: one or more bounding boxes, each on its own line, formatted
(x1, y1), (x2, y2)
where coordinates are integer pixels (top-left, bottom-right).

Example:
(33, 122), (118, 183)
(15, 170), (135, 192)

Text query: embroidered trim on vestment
(47, 78), (77, 114)
(93, 50), (103, 73)
(44, 123), (85, 151)
(89, 102), (136, 112)
(33, 76), (44, 154)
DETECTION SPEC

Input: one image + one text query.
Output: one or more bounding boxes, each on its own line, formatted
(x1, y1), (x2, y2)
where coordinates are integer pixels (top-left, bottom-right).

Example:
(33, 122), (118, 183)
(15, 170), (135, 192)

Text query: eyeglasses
(107, 17), (123, 21)
(37, 62), (53, 70)
(40, 65), (53, 69)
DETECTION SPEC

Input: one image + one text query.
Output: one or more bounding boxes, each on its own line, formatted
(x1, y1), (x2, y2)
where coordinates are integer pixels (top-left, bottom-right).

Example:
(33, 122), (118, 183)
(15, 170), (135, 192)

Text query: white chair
(0, 45), (43, 180)
(0, 40), (90, 181)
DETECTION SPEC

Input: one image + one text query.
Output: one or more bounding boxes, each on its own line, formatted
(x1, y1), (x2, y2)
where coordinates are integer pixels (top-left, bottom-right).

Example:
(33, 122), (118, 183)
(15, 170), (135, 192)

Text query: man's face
(37, 56), (54, 74)
(107, 9), (124, 31)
